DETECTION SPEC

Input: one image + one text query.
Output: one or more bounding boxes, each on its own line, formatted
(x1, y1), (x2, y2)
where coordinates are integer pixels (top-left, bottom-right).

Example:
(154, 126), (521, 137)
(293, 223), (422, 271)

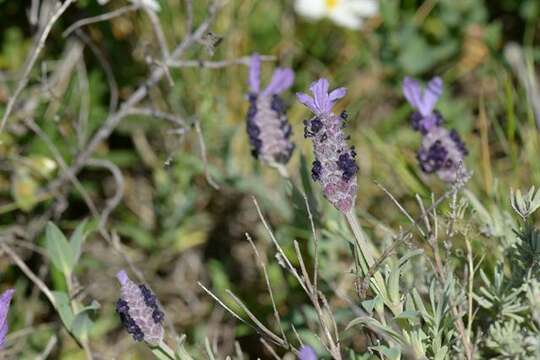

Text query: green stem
(151, 341), (176, 360)
(345, 210), (375, 268)
(345, 210), (387, 298)
(271, 162), (290, 179)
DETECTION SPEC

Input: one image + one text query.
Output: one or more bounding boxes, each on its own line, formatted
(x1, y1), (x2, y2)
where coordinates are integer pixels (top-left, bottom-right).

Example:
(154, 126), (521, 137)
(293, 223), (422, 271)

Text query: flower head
(298, 345), (317, 360)
(295, 0), (379, 29)
(246, 54), (295, 166)
(403, 76), (469, 182)
(0, 289), (14, 348)
(116, 270), (164, 346)
(402, 77), (443, 134)
(417, 127), (468, 182)
(297, 78), (358, 213)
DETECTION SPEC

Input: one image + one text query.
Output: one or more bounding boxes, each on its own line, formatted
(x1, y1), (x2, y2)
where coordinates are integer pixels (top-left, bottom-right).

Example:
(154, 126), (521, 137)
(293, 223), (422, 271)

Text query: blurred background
(0, 0), (539, 358)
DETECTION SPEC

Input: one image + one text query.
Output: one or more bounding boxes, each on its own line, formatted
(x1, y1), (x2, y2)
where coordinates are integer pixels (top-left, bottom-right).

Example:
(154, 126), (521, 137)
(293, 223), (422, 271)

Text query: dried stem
(62, 4), (140, 38)
(0, 0), (76, 134)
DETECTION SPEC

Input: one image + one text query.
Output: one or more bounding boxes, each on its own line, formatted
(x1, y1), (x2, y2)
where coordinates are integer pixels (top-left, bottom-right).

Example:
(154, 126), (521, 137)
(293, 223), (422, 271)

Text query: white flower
(294, 0), (378, 29)
(129, 0), (161, 12)
(97, 0), (161, 12)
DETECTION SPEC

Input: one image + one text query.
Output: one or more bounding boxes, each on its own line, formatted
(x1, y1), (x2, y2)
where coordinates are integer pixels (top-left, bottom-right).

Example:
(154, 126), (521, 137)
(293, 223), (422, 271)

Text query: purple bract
(298, 345), (317, 360)
(297, 78), (358, 213)
(0, 289), (14, 349)
(402, 76), (443, 134)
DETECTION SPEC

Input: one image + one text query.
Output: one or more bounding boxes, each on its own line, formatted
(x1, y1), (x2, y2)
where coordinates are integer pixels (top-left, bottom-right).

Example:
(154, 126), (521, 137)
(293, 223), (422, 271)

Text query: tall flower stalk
(246, 54), (295, 177)
(297, 79), (377, 273)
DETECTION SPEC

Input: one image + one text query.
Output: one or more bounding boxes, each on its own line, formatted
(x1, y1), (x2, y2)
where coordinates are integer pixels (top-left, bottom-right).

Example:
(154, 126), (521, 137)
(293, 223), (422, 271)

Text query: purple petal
(329, 87), (347, 104)
(116, 270), (128, 286)
(310, 78), (331, 114)
(298, 345), (317, 360)
(249, 54), (261, 93)
(262, 68), (294, 96)
(419, 76), (443, 116)
(402, 77), (422, 111)
(296, 92), (317, 113)
(0, 289), (14, 348)
(0, 322), (7, 348)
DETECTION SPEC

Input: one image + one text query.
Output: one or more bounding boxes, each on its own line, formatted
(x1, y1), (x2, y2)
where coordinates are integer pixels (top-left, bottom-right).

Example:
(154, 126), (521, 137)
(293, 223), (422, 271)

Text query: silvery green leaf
(433, 345), (449, 360)
(70, 220), (88, 264)
(71, 312), (93, 341)
(370, 345), (401, 360)
(345, 317), (404, 344)
(511, 187), (540, 220)
(52, 291), (74, 329)
(46, 222), (76, 277)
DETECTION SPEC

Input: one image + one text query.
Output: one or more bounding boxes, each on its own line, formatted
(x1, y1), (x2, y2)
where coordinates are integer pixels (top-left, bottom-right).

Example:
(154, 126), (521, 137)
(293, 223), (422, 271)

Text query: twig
(46, 0), (224, 193)
(245, 233), (287, 343)
(125, 107), (187, 127)
(303, 193), (320, 296)
(29, 0), (40, 26)
(24, 118), (100, 219)
(375, 181), (425, 237)
(358, 232), (411, 299)
(225, 289), (285, 346)
(168, 55), (275, 69)
(194, 117), (220, 190)
(74, 29), (119, 116)
(0, 0), (76, 135)
(75, 58), (90, 148)
(36, 334), (58, 360)
(197, 282), (282, 345)
(260, 339), (281, 360)
(144, 7), (170, 60)
(62, 4), (140, 38)
(0, 243), (56, 306)
(86, 159), (125, 233)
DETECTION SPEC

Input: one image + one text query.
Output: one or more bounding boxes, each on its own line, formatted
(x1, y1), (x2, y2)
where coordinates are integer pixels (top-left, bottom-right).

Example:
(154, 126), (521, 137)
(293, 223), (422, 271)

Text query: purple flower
(417, 127), (468, 182)
(403, 76), (468, 182)
(116, 270), (164, 346)
(0, 289), (14, 348)
(402, 77), (443, 134)
(298, 345), (317, 360)
(297, 78), (358, 213)
(246, 54), (295, 165)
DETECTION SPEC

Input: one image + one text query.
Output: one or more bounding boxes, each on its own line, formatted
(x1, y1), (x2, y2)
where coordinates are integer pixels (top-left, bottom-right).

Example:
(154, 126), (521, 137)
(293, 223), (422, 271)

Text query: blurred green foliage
(0, 0), (539, 358)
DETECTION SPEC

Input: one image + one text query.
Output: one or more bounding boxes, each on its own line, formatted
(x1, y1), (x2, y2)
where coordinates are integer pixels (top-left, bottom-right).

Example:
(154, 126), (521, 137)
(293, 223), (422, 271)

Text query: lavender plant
(297, 78), (358, 214)
(403, 77), (469, 182)
(246, 54), (295, 174)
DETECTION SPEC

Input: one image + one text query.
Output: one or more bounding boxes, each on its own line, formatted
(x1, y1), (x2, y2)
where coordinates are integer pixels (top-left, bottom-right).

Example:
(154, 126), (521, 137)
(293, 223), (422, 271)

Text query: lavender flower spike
(246, 54), (295, 166)
(298, 345), (317, 360)
(417, 126), (468, 182)
(297, 78), (358, 213)
(403, 77), (443, 134)
(116, 270), (164, 346)
(0, 289), (14, 348)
